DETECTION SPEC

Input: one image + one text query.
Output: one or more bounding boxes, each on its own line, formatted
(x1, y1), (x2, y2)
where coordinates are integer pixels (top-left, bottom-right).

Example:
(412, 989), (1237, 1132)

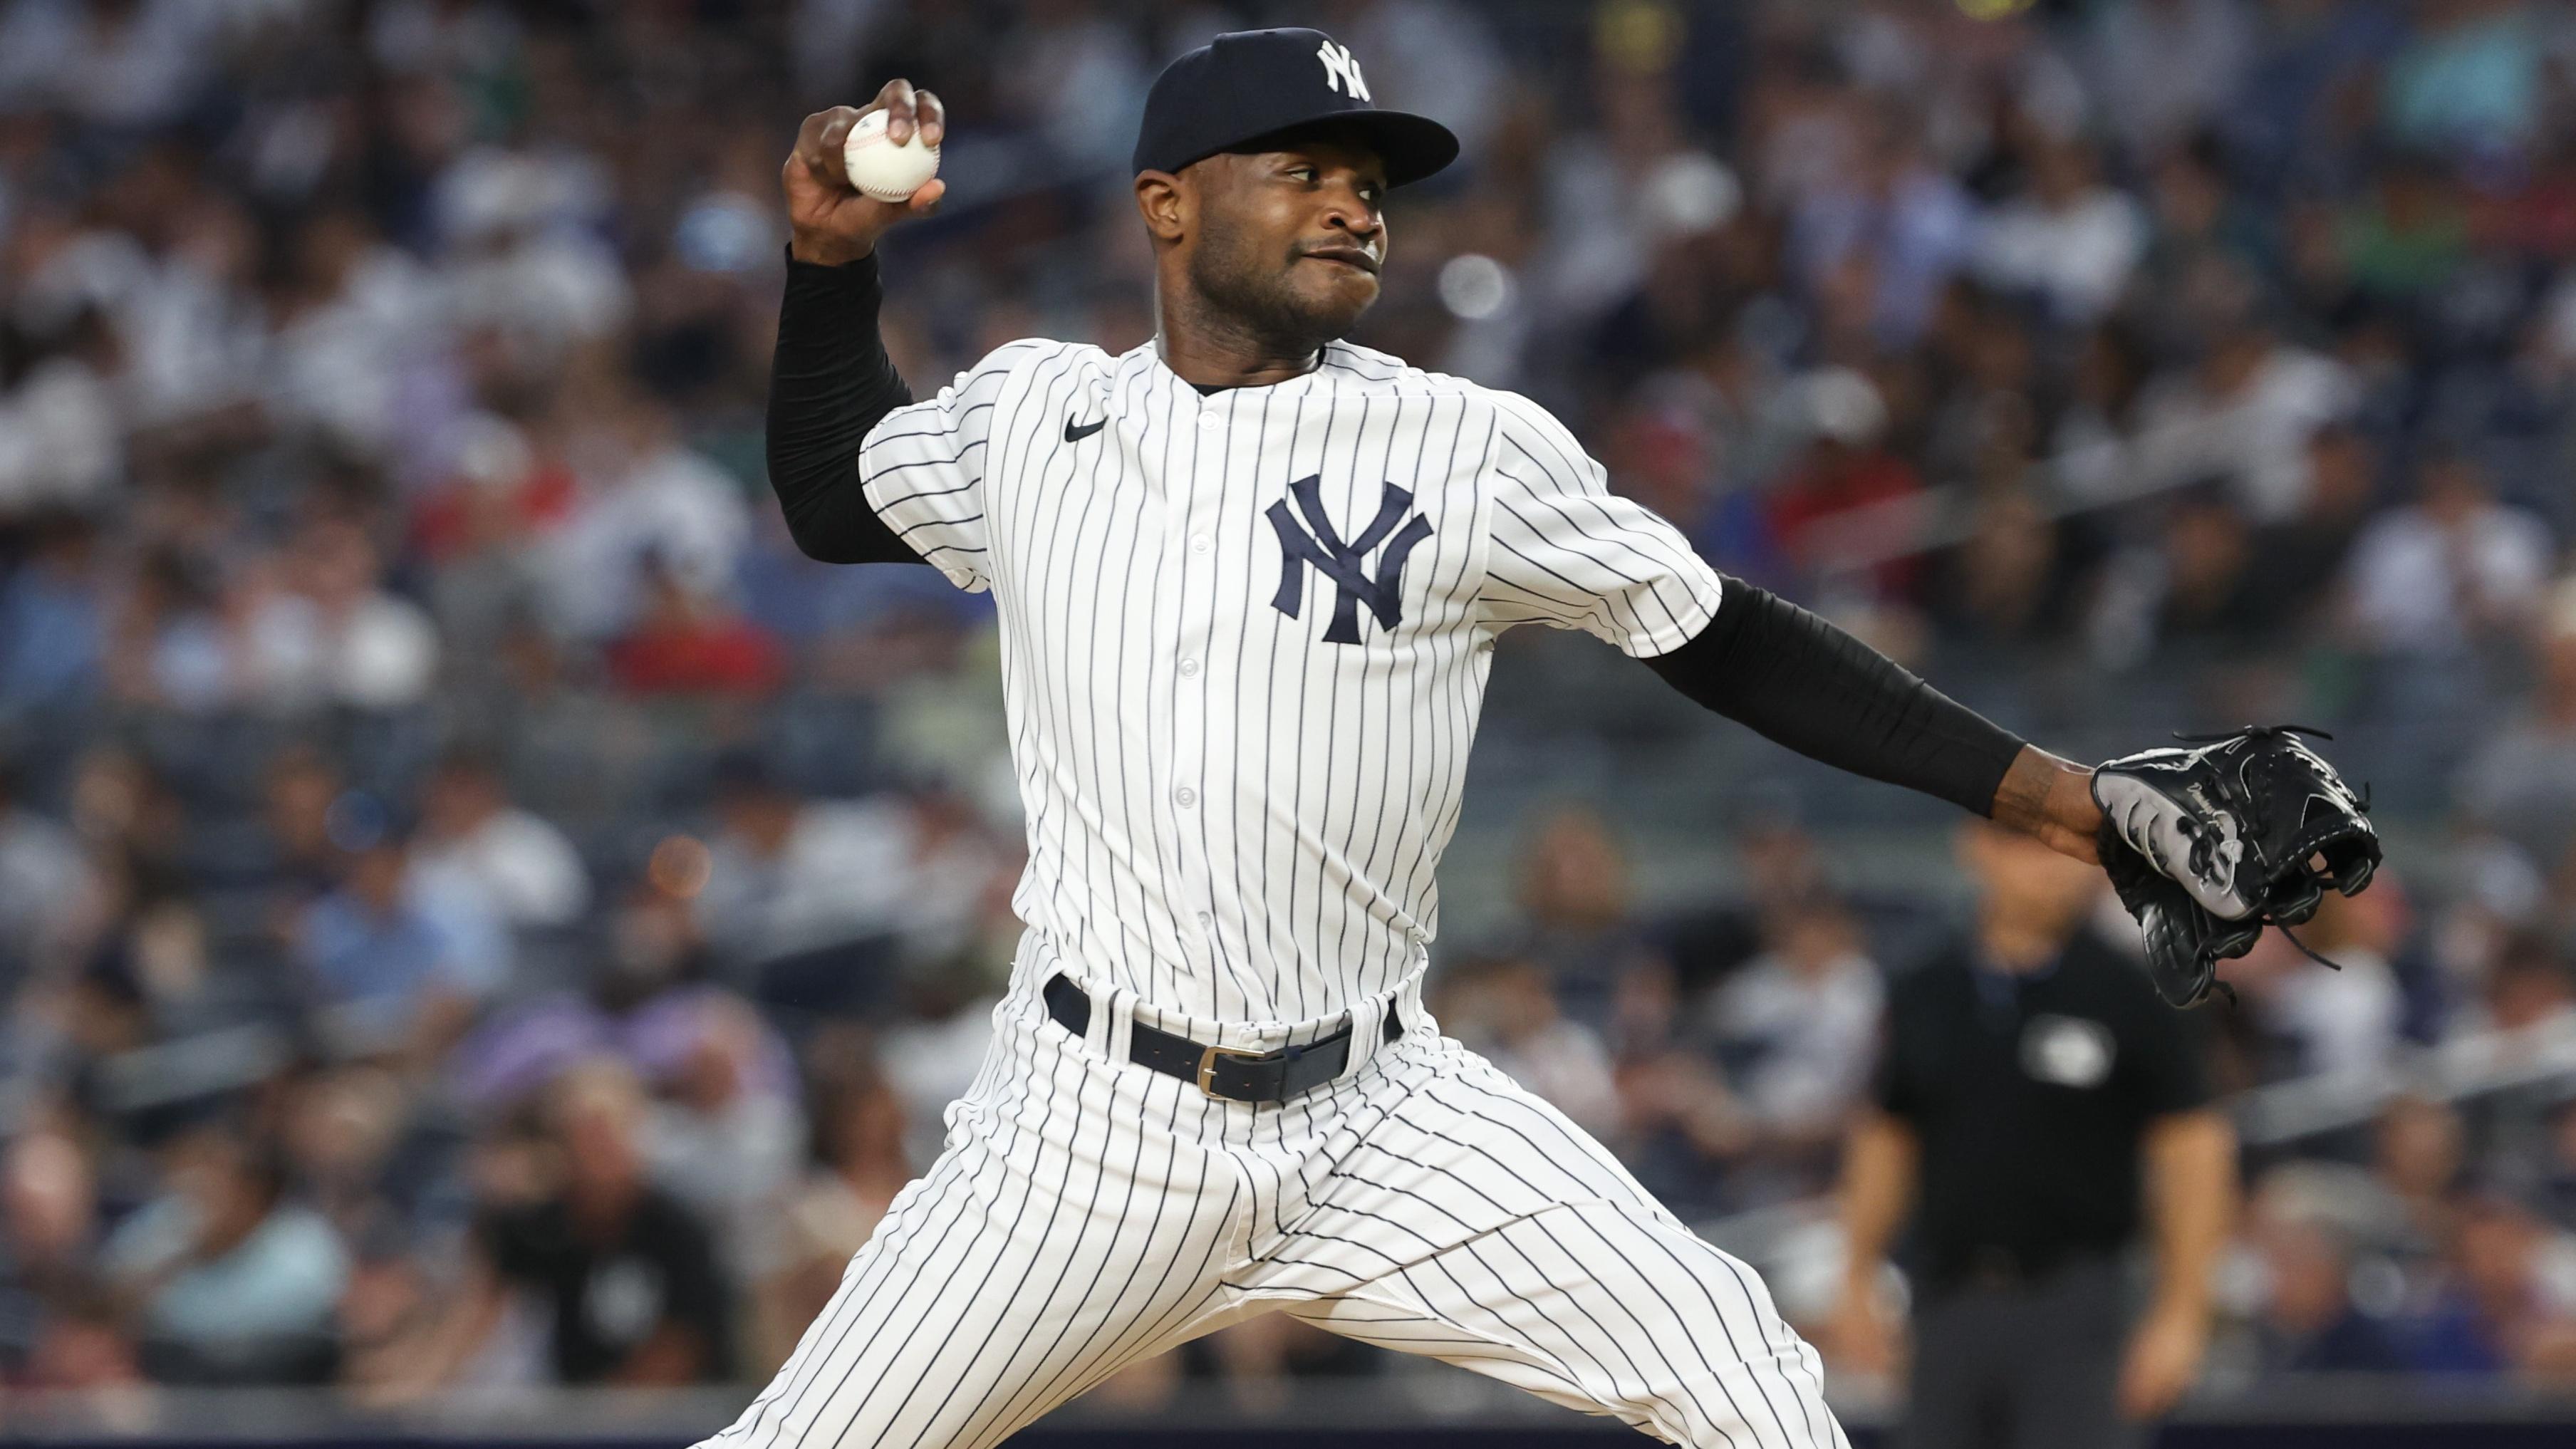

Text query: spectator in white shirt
(0, 0), (220, 130)
(412, 750), (590, 930)
(640, 992), (805, 1286)
(2342, 449), (2552, 657)
(542, 389), (749, 643)
(2128, 311), (2358, 524)
(1433, 954), (1622, 1141)
(2231, 890), (2404, 1084)
(1705, 893), (1885, 1144)
(240, 517), (440, 713)
(2086, 0), (2250, 156)
(1970, 136), (2146, 327)
(2455, 582), (2576, 876)
(692, 753), (919, 975)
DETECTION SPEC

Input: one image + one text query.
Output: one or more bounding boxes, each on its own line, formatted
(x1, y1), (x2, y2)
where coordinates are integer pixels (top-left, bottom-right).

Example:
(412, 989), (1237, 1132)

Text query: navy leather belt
(1043, 972), (1401, 1104)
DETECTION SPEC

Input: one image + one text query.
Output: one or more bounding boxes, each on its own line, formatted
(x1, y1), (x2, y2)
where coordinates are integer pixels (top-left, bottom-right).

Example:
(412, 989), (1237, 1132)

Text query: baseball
(842, 108), (940, 202)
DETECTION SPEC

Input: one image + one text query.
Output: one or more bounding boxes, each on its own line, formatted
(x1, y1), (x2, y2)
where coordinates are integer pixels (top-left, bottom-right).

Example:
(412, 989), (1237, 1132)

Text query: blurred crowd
(6, 0), (2576, 1413)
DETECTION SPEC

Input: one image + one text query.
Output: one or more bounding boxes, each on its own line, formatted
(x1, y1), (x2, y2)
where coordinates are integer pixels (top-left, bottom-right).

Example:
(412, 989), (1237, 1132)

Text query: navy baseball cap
(1133, 28), (1459, 187)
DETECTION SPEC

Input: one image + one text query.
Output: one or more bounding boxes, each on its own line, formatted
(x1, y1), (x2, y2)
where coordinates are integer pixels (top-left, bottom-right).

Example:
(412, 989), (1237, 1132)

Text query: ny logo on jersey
(1267, 474), (1433, 644)
(1316, 40), (1371, 102)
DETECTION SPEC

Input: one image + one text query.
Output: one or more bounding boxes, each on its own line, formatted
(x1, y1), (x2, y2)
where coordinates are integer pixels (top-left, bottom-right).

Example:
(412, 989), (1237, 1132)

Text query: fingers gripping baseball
(784, 80), (946, 266)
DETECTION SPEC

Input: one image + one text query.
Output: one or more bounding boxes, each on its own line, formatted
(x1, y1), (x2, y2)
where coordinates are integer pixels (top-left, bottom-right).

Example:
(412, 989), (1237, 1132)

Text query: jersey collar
(1136, 339), (1338, 403)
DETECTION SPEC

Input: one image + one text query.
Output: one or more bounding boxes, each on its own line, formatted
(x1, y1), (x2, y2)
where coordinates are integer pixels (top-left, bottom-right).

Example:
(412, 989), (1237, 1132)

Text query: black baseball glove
(2091, 726), (2382, 1008)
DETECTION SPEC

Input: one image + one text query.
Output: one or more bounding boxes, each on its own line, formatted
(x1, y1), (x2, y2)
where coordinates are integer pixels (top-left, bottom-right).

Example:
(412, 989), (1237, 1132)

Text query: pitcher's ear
(1136, 170), (1188, 242)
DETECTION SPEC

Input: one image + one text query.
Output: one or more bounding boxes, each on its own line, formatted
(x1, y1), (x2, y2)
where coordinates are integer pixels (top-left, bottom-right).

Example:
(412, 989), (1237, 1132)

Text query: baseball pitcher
(711, 28), (2378, 1449)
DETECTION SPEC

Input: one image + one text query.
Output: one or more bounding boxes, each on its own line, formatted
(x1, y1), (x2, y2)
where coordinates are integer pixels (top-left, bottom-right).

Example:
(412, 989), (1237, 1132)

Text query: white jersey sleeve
(1477, 392), (1725, 658)
(858, 341), (1046, 592)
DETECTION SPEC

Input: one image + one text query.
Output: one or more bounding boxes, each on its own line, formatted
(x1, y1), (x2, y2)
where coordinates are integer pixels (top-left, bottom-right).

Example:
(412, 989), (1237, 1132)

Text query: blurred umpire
(1829, 819), (2238, 1448)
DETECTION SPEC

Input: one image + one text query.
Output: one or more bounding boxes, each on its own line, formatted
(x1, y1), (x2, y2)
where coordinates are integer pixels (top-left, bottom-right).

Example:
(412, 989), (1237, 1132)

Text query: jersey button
(1174, 786), (1197, 809)
(1196, 413), (1220, 432)
(1178, 658), (1200, 677)
(1195, 911), (1213, 928)
(1189, 536), (1212, 555)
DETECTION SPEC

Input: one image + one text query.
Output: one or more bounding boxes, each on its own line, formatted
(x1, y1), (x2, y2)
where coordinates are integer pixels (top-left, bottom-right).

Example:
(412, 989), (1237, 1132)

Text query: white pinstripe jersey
(859, 337), (1723, 1027)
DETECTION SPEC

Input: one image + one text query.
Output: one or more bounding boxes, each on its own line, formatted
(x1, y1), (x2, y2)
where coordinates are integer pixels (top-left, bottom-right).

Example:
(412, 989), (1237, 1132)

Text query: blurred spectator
(2245, 421), (2381, 627)
(294, 826), (508, 1060)
(1704, 893), (1884, 1153)
(2478, 933), (2576, 1037)
(2381, 0), (2548, 161)
(436, 147), (630, 353)
(240, 516), (440, 713)
(991, 0), (1154, 172)
(0, 508), (106, 710)
(758, 1046), (911, 1371)
(638, 992), (804, 1287)
(1650, 804), (1830, 999)
(1970, 136), (2147, 327)
(1326, 0), (1507, 158)
(0, 1127), (117, 1383)
(2246, 1210), (2408, 1373)
(1506, 806), (1654, 1036)
(97, 1129), (346, 1384)
(0, 1), (220, 130)
(2336, 152), (2470, 303)
(2458, 582), (2576, 874)
(262, 207), (445, 458)
(542, 387), (749, 643)
(280, 1065), (417, 1242)
(1621, 889), (1886, 1212)
(2129, 308), (2357, 524)
(411, 412), (564, 657)
(2090, 482), (2270, 666)
(605, 556), (788, 697)
(259, 744), (348, 910)
(695, 755), (992, 981)
(0, 306), (121, 513)
(2537, 1101), (2576, 1232)
(873, 950), (1006, 1168)
(1785, 107), (1973, 348)
(2373, 1095), (2470, 1259)
(2230, 888), (2406, 1082)
(100, 548), (232, 713)
(474, 1059), (733, 1385)
(0, 757), (100, 988)
(1432, 955), (1620, 1140)
(412, 749), (590, 930)
(2404, 1193), (2576, 1378)
(2134, 141), (2274, 316)
(2342, 448), (2552, 655)
(1764, 368), (1924, 600)
(2087, 0), (2253, 155)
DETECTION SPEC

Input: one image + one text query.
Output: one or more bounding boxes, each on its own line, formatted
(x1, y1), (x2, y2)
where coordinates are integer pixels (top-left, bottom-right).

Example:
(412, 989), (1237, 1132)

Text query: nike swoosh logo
(1065, 416), (1106, 442)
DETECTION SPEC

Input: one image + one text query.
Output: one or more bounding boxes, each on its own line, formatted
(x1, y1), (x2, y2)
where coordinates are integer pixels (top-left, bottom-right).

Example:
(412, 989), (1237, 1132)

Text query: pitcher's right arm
(766, 81), (945, 566)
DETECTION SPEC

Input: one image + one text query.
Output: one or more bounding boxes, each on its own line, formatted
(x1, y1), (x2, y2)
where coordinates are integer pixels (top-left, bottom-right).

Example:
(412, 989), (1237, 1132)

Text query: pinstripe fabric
(702, 978), (1844, 1449)
(857, 338), (1723, 1027)
(705, 335), (1843, 1449)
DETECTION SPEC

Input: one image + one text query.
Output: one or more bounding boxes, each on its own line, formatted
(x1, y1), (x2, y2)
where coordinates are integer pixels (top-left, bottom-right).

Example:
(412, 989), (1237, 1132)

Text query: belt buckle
(1195, 1042), (1274, 1099)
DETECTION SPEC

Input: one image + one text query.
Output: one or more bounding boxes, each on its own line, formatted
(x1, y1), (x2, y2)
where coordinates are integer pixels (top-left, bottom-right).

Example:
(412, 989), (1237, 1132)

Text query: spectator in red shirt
(606, 556), (786, 697)
(1764, 367), (1926, 602)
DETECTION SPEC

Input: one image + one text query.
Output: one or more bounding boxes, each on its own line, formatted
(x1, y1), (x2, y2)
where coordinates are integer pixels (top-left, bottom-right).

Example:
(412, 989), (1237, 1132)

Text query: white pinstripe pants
(703, 975), (1847, 1449)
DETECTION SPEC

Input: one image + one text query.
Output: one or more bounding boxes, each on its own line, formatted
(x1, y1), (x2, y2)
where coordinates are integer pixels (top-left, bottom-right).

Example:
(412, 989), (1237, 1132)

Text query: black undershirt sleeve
(765, 249), (926, 565)
(1643, 576), (2027, 818)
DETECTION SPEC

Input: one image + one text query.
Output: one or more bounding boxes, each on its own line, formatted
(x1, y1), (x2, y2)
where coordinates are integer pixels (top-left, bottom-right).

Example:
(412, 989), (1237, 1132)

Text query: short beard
(1183, 214), (1357, 358)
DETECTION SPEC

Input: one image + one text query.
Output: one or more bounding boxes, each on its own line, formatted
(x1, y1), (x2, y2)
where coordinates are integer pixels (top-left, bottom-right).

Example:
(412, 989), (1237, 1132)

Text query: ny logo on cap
(1267, 474), (1432, 644)
(1316, 40), (1371, 103)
